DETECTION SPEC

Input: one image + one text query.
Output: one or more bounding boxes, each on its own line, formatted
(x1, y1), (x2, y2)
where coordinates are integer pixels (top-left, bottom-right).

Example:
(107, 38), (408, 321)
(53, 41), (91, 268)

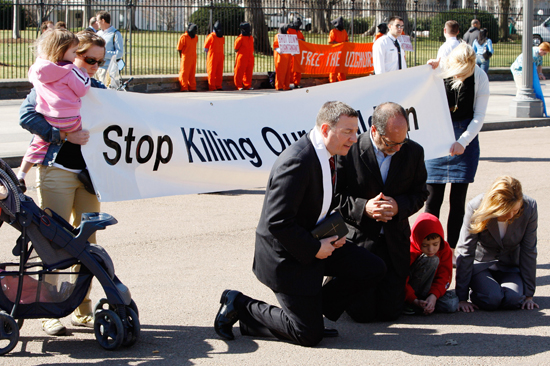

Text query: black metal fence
(1, 0), (549, 79)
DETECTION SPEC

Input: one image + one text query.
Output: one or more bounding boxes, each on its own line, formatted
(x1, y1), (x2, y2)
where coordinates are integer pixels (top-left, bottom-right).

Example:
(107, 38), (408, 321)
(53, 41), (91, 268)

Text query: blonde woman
(455, 176), (538, 312)
(510, 41), (550, 95)
(424, 43), (490, 259)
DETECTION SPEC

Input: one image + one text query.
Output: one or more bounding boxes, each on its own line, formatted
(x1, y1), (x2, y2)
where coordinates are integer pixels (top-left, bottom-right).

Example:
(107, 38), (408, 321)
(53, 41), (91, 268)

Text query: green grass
(0, 28), (538, 79)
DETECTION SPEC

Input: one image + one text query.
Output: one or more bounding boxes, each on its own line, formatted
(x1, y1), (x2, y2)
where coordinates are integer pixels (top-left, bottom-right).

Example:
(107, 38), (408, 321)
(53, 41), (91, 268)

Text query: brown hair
(96, 10), (111, 24)
(75, 30), (106, 56)
(34, 29), (79, 63)
(445, 20), (460, 36)
(55, 21), (67, 30)
(424, 233), (441, 241)
(40, 20), (53, 33)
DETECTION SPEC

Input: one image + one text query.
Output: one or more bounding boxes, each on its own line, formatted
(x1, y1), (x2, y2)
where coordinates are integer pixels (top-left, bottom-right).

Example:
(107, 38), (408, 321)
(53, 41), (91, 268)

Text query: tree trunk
(13, 0), (20, 39)
(499, 0), (510, 41)
(245, 0), (271, 55)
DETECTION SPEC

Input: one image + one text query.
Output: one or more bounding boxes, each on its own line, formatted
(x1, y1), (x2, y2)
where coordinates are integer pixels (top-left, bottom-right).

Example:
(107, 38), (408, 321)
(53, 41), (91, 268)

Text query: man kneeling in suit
(214, 101), (386, 347)
(336, 102), (429, 322)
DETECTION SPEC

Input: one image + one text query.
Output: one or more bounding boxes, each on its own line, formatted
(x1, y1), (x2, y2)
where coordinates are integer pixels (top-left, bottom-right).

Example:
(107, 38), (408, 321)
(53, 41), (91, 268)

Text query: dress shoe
(323, 328), (339, 338)
(214, 289), (241, 340)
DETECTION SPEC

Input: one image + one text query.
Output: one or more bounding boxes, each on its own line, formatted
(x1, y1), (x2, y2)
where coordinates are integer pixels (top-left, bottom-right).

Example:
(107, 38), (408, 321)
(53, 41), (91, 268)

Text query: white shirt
(309, 127), (333, 224)
(437, 37), (460, 60)
(373, 34), (407, 74)
(369, 128), (393, 183)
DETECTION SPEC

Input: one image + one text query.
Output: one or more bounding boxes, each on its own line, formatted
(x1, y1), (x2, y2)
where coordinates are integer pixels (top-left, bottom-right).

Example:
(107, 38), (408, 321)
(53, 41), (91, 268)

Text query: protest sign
(81, 65), (454, 202)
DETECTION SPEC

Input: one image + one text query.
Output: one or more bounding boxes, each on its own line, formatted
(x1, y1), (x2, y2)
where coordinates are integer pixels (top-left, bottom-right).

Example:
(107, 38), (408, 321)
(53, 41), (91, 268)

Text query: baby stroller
(0, 158), (139, 354)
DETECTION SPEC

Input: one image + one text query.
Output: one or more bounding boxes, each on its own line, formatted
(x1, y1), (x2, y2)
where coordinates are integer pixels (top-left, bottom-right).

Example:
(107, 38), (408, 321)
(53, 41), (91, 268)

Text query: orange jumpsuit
(204, 32), (225, 91)
(374, 32), (384, 41)
(234, 35), (254, 90)
(288, 28), (305, 87)
(177, 32), (198, 91)
(273, 34), (292, 91)
(328, 29), (349, 83)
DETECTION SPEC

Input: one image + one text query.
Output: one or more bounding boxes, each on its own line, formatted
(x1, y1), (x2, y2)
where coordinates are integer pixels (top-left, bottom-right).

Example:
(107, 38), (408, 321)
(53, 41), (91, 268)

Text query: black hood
(278, 24), (289, 34)
(291, 17), (302, 30)
(332, 16), (344, 31)
(467, 26), (478, 33)
(214, 21), (223, 38)
(240, 22), (251, 36)
(187, 23), (197, 38)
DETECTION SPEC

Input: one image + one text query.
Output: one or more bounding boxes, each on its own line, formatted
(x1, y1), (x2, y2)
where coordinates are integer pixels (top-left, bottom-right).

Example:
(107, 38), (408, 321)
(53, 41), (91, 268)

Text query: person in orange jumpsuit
(234, 22), (254, 90)
(374, 23), (388, 41)
(204, 21), (225, 91)
(288, 18), (305, 88)
(273, 24), (292, 91)
(177, 23), (198, 92)
(328, 16), (349, 83)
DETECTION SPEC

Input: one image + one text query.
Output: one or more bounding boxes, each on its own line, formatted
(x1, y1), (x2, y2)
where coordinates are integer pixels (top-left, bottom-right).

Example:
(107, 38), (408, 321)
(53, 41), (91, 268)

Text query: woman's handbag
(483, 49), (492, 60)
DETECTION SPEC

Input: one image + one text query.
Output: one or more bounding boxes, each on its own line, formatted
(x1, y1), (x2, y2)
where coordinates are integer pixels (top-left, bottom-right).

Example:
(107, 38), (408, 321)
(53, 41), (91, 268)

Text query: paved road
(0, 82), (550, 365)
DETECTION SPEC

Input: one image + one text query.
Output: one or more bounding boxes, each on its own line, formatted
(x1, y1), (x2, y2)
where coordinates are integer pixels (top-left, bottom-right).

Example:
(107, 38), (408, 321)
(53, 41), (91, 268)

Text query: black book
(311, 211), (348, 241)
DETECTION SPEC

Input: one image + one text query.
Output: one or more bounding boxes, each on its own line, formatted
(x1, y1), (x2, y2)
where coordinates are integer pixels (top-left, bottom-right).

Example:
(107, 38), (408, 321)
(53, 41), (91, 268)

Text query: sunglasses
(83, 57), (105, 67)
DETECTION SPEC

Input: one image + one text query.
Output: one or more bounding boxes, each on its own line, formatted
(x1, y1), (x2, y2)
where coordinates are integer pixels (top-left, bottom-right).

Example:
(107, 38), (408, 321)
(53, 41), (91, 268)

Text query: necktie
(393, 39), (402, 70)
(329, 156), (336, 187)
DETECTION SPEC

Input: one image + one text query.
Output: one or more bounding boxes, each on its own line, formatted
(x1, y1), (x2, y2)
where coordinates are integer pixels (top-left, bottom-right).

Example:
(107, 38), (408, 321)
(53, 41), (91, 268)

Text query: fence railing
(1, 0), (549, 79)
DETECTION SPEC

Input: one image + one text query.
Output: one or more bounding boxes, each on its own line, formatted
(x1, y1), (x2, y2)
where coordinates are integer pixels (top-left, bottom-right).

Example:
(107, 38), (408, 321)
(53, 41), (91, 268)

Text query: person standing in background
(288, 18), (305, 88)
(436, 20), (460, 61)
(177, 23), (198, 92)
(328, 16), (348, 83)
(473, 28), (493, 74)
(234, 23), (254, 90)
(463, 19), (481, 46)
(372, 16), (406, 75)
(273, 24), (292, 91)
(204, 21), (225, 91)
(96, 11), (124, 82)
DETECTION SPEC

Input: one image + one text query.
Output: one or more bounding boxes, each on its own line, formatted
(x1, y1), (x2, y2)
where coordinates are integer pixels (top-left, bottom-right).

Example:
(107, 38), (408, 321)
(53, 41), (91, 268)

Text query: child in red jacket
(405, 213), (458, 314)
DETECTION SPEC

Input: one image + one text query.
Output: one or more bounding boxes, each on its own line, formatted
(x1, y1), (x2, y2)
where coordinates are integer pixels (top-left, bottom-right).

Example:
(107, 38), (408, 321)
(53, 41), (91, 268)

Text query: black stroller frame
(0, 158), (139, 354)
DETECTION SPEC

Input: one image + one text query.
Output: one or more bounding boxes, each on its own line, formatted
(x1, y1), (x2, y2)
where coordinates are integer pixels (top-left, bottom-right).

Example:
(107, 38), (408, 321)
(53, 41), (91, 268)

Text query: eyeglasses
(83, 57), (105, 66)
(393, 24), (405, 29)
(380, 134), (408, 148)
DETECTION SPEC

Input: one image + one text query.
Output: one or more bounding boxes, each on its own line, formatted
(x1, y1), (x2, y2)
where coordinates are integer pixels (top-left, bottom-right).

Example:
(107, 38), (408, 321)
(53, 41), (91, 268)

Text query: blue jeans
(476, 54), (490, 74)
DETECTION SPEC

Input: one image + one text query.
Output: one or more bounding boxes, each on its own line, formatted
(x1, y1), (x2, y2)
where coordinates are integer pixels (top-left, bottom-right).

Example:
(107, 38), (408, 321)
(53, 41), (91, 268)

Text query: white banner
(81, 65), (454, 202)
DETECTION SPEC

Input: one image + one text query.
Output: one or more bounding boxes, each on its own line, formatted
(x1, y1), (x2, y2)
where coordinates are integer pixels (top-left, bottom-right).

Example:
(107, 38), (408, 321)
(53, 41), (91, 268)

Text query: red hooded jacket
(405, 213), (453, 303)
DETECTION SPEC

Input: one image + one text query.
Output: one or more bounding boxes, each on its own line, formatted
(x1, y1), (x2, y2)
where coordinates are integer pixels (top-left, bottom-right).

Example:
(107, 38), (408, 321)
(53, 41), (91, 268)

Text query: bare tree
(244, 0), (271, 54)
(367, 0), (410, 35)
(498, 0), (510, 40)
(300, 0), (343, 33)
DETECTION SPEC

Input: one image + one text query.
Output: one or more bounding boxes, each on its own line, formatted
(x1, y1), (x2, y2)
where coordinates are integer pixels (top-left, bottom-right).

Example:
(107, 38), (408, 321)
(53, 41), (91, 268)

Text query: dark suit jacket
(455, 194), (538, 300)
(253, 133), (334, 296)
(336, 132), (428, 277)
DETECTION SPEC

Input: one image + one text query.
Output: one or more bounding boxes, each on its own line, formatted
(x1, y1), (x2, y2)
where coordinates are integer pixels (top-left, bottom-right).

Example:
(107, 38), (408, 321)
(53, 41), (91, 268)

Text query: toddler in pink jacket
(18, 29), (91, 190)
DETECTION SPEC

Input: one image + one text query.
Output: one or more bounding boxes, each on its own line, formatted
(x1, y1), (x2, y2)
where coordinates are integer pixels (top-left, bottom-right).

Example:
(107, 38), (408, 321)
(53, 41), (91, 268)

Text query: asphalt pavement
(0, 80), (549, 365)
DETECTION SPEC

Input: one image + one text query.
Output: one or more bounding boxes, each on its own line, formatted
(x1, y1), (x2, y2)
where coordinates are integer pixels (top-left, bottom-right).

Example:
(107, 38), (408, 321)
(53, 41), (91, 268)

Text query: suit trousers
(470, 268), (525, 310)
(346, 234), (406, 322)
(236, 243), (385, 347)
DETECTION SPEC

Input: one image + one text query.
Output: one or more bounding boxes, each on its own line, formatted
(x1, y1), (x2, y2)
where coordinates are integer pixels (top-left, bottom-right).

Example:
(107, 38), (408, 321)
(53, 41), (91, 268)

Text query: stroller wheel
(0, 312), (19, 355)
(122, 307), (140, 347)
(94, 298), (139, 318)
(17, 319), (24, 330)
(94, 309), (124, 350)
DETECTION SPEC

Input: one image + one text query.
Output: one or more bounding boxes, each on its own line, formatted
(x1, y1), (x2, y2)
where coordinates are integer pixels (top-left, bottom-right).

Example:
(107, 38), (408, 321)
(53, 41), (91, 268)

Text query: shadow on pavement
(7, 324), (259, 365)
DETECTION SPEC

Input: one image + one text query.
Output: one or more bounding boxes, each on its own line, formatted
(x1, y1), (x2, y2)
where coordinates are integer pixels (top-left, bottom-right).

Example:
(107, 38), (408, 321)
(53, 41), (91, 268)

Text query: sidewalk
(1, 79), (549, 167)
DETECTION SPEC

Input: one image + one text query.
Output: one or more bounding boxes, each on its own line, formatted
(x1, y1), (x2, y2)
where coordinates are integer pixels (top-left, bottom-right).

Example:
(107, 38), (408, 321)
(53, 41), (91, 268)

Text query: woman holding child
(19, 30), (107, 336)
(455, 176), (538, 312)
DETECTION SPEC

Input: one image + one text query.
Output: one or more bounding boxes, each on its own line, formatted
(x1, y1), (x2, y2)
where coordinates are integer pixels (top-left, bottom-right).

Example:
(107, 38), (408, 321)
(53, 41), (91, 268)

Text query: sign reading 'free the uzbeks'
(81, 65), (455, 202)
(294, 41), (374, 75)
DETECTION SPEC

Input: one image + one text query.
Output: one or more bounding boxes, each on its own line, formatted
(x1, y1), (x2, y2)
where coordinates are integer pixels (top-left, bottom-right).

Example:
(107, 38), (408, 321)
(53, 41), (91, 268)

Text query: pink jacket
(28, 57), (91, 118)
